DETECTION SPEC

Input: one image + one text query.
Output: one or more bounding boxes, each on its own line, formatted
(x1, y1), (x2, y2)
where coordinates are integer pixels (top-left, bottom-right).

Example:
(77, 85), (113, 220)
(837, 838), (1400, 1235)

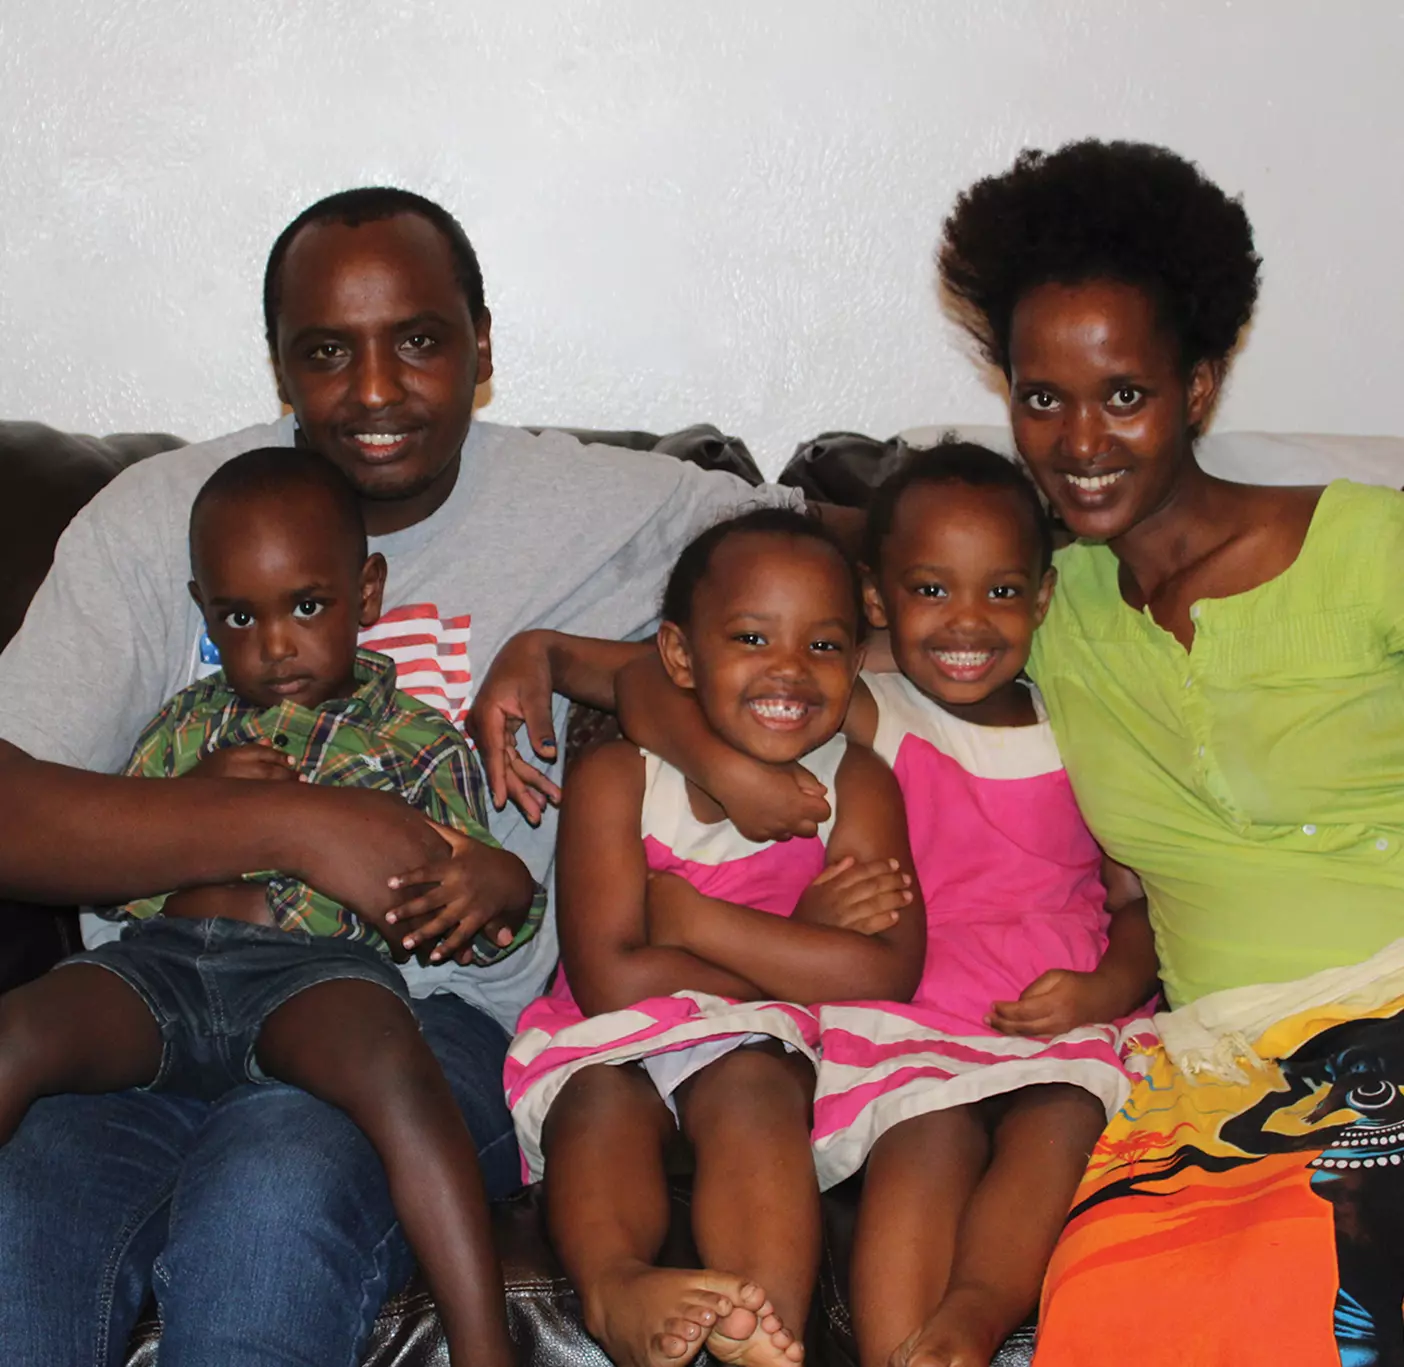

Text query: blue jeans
(0, 991), (521, 1366)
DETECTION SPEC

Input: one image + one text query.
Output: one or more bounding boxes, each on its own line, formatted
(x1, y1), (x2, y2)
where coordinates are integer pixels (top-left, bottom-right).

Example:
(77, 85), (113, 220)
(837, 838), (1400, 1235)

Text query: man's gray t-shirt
(0, 415), (799, 1029)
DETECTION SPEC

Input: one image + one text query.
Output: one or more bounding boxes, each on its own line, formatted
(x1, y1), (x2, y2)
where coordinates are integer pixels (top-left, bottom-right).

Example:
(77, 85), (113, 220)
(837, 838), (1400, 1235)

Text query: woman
(939, 140), (1404, 1366)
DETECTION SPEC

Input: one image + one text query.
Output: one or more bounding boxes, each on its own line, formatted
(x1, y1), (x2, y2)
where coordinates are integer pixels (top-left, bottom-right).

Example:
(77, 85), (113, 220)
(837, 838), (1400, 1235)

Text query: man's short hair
(262, 187), (486, 351)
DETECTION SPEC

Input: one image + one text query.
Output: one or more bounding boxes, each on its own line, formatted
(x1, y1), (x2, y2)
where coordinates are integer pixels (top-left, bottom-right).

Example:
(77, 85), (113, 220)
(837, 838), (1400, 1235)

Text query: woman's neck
(1107, 458), (1245, 603)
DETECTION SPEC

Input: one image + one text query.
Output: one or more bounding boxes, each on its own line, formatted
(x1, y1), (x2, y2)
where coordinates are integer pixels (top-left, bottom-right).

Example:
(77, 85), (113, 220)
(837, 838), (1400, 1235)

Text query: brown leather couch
(0, 420), (1036, 1367)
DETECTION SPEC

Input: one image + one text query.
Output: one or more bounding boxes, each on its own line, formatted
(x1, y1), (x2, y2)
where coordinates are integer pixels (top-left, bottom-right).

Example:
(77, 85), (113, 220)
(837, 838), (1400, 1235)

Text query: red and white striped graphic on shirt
(359, 604), (473, 728)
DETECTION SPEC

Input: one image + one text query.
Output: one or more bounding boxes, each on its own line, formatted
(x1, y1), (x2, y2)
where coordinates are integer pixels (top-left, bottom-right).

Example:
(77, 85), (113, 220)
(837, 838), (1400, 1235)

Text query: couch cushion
(0, 421), (185, 652)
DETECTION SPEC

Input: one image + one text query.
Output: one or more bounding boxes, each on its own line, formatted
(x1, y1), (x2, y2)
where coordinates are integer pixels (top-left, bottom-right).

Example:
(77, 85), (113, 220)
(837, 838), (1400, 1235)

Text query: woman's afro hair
(938, 139), (1261, 375)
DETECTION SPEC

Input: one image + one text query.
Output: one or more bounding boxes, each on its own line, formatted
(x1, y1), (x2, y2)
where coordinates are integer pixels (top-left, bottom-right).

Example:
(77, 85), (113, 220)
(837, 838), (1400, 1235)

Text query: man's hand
(467, 631), (561, 823)
(182, 742), (302, 783)
(383, 821), (536, 964)
(295, 787), (450, 927)
(710, 756), (832, 843)
(988, 967), (1129, 1038)
(793, 857), (912, 936)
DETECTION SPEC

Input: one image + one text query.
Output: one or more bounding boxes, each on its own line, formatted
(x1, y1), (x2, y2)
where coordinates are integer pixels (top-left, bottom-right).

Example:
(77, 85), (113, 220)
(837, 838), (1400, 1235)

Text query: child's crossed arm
(644, 744), (925, 1007)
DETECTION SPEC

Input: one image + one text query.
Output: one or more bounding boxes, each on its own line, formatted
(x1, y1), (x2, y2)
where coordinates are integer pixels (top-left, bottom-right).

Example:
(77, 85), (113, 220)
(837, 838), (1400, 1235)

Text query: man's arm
(0, 739), (446, 918)
(467, 630), (652, 817)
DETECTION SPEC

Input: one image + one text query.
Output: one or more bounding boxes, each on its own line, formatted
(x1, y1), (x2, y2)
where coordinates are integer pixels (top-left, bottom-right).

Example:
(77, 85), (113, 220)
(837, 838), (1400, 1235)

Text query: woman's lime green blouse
(1029, 480), (1404, 1008)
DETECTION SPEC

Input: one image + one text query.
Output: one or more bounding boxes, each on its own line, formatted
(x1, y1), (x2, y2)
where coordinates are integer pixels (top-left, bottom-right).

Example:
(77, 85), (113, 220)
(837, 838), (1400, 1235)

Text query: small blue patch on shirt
(198, 627), (222, 667)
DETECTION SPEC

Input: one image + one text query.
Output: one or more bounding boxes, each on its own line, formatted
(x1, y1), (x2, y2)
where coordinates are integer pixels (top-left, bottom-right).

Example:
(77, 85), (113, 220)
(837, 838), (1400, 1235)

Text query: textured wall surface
(2, 1), (1401, 475)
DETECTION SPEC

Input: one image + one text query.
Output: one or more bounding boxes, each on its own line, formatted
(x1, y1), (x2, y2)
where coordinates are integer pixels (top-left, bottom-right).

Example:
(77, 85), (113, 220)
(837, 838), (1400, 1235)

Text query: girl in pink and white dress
(505, 509), (925, 1367)
(813, 442), (1160, 1367)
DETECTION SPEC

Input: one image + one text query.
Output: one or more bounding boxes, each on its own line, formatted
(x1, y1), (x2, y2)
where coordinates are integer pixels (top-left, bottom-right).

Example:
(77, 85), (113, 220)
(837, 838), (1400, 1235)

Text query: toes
(680, 1300), (719, 1329)
(660, 1317), (705, 1345)
(689, 1291), (729, 1322)
(654, 1329), (693, 1360)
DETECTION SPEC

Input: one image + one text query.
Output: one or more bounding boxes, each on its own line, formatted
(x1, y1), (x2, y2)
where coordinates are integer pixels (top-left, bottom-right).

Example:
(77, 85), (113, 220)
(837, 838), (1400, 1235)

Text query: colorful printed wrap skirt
(1035, 943), (1404, 1367)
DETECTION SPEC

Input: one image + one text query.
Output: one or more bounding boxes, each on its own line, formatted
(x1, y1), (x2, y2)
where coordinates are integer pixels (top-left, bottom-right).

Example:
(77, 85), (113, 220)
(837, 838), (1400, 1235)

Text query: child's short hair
(862, 438), (1054, 576)
(190, 447), (368, 570)
(661, 505), (865, 637)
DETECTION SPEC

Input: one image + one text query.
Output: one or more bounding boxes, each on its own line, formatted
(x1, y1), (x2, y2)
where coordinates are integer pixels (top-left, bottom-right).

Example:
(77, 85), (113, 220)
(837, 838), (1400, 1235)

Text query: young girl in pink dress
(810, 443), (1159, 1367)
(504, 508), (925, 1367)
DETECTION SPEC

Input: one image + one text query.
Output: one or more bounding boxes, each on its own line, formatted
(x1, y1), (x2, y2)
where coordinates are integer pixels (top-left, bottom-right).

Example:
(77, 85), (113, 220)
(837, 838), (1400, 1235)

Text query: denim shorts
(57, 917), (413, 1101)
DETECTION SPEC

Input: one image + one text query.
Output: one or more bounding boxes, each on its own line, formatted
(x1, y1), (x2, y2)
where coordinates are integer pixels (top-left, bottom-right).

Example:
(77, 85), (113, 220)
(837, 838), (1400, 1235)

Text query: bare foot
(890, 1287), (1016, 1367)
(583, 1263), (767, 1367)
(707, 1297), (805, 1367)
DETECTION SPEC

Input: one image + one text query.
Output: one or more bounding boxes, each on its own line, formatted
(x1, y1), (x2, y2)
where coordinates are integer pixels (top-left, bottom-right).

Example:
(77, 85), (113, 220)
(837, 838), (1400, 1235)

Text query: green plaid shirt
(112, 648), (544, 963)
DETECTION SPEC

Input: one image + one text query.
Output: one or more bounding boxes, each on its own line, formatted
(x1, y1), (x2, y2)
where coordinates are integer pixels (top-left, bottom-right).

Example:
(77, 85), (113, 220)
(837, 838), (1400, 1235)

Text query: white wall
(2, 1), (1401, 476)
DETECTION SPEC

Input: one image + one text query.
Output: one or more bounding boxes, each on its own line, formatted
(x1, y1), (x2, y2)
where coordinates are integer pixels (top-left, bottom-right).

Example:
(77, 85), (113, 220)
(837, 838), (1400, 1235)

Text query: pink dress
(810, 673), (1156, 1189)
(505, 735), (848, 1181)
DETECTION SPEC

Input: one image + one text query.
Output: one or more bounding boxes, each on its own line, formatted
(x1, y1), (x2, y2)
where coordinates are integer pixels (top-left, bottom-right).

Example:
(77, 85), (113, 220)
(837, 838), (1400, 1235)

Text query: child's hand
(988, 967), (1127, 1038)
(713, 756), (832, 843)
(793, 857), (912, 936)
(183, 742), (303, 782)
(383, 821), (535, 964)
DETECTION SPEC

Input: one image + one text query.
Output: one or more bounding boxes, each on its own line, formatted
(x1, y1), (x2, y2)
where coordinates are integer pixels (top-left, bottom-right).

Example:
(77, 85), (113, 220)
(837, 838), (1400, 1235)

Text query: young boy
(0, 447), (538, 1367)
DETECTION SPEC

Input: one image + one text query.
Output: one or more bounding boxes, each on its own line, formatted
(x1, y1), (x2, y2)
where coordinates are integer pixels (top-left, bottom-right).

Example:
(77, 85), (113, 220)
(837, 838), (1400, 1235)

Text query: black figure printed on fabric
(1217, 1013), (1404, 1367)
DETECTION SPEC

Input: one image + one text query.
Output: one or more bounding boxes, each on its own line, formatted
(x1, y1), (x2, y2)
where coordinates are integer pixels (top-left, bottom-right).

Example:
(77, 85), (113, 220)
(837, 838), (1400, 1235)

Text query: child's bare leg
(676, 1043), (819, 1366)
(850, 1105), (989, 1367)
(543, 1062), (767, 1367)
(896, 1084), (1105, 1367)
(254, 979), (514, 1367)
(0, 965), (162, 1140)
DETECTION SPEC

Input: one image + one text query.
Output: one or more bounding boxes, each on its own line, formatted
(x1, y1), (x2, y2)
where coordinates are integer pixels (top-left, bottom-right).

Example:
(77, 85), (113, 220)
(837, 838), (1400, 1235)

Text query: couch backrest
(0, 422), (186, 653)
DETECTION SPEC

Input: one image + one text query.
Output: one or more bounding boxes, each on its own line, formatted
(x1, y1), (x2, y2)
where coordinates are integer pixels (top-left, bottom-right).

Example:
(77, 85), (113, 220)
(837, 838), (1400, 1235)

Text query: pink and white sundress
(506, 735), (848, 1181)
(810, 672), (1156, 1190)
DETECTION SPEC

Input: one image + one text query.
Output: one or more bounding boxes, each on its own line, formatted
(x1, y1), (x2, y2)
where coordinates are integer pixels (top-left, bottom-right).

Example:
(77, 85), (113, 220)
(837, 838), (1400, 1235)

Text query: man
(0, 187), (805, 1363)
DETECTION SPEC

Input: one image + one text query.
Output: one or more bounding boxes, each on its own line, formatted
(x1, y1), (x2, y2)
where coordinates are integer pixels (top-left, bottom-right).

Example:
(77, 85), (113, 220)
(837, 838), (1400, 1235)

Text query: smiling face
(270, 213), (493, 536)
(1007, 279), (1220, 545)
(189, 486), (386, 710)
(658, 531), (862, 765)
(865, 480), (1054, 726)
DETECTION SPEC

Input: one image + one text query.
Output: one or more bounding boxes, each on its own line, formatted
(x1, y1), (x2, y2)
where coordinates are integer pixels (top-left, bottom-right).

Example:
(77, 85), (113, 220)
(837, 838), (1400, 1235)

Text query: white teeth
(353, 433), (407, 446)
(934, 650), (993, 667)
(1066, 471), (1125, 491)
(750, 699), (807, 720)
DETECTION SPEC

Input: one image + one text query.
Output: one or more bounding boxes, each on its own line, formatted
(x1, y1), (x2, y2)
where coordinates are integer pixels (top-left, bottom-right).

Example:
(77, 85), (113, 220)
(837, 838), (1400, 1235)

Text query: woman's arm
(647, 743), (925, 1005)
(557, 740), (762, 1016)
